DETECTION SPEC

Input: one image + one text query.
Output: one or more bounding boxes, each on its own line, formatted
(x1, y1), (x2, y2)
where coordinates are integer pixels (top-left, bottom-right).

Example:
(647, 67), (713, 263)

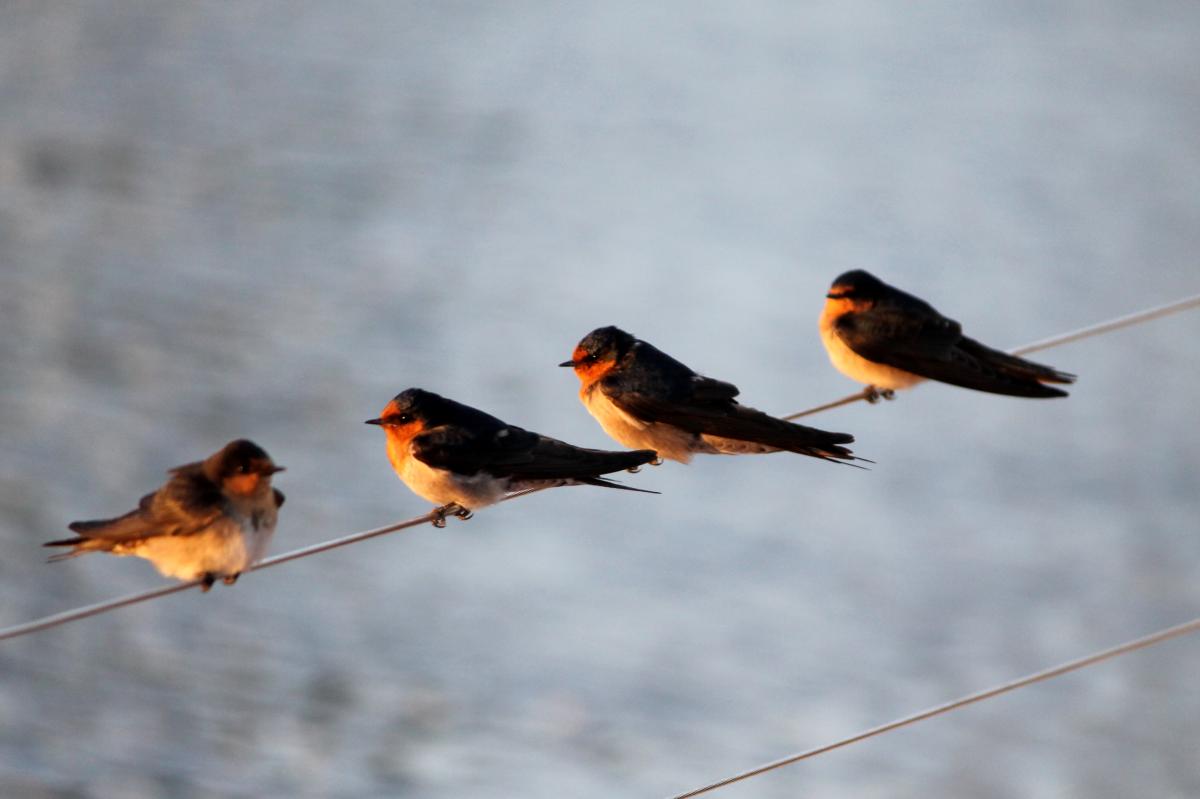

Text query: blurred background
(2, 2), (1198, 797)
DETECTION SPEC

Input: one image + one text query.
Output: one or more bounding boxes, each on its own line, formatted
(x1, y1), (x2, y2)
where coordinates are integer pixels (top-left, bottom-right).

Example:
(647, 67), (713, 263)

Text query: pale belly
(818, 316), (924, 391)
(117, 516), (274, 580)
(581, 385), (716, 463)
(392, 444), (510, 509)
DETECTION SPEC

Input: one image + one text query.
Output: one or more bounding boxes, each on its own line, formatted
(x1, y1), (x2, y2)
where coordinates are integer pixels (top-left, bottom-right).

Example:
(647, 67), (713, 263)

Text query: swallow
(560, 326), (859, 464)
(819, 270), (1076, 400)
(45, 439), (285, 591)
(366, 388), (658, 526)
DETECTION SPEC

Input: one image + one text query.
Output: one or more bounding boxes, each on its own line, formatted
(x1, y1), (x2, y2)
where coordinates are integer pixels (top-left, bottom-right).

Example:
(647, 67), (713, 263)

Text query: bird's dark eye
(236, 463), (249, 474)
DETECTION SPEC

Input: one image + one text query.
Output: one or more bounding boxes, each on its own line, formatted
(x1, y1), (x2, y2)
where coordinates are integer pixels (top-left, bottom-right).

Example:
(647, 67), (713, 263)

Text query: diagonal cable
(667, 615), (1200, 799)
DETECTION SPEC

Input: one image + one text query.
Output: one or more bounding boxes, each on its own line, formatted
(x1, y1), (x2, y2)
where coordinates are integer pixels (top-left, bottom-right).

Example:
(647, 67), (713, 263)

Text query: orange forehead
(825, 293), (871, 313)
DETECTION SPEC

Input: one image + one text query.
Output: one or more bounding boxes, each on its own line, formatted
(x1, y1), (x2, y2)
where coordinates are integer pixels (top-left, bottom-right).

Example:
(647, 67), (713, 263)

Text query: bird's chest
(581, 384), (701, 462)
(391, 440), (508, 507)
(581, 384), (650, 444)
(819, 313), (923, 390)
(230, 494), (278, 536)
(129, 515), (269, 580)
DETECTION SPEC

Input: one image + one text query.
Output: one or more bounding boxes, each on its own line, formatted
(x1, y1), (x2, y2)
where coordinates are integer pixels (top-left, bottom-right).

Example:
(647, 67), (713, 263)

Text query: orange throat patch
(225, 473), (262, 497)
(820, 296), (870, 329)
(383, 420), (423, 471)
(571, 350), (618, 394)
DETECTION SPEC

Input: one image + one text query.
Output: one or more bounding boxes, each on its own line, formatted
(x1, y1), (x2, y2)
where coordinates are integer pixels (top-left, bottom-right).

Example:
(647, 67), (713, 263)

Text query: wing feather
(834, 304), (962, 366)
(412, 424), (655, 479)
(607, 390), (855, 459)
(64, 471), (227, 544)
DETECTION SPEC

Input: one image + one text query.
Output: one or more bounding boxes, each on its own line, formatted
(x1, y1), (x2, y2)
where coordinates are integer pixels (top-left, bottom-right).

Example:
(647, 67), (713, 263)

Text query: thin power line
(784, 291), (1200, 420)
(1, 293), (1196, 643)
(667, 615), (1200, 799)
(1009, 292), (1200, 355)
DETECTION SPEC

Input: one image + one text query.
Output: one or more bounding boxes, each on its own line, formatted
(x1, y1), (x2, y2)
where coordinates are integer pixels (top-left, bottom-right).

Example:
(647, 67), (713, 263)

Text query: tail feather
(576, 476), (661, 494)
(959, 338), (1076, 396)
(45, 510), (146, 562)
(43, 535), (114, 562)
(43, 536), (87, 548)
(725, 406), (859, 462)
(43, 536), (87, 562)
(508, 444), (659, 482)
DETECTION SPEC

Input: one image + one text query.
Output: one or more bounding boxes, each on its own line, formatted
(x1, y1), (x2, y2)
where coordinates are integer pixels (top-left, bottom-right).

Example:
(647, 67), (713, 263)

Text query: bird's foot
(431, 503), (474, 527)
(223, 573), (240, 586)
(649, 457), (664, 466)
(201, 573), (216, 592)
(626, 465), (641, 473)
(864, 386), (896, 404)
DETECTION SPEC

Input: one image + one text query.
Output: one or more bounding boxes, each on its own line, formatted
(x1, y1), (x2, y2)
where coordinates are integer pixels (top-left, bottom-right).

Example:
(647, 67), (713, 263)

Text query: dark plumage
(821, 270), (1076, 398)
(563, 326), (860, 464)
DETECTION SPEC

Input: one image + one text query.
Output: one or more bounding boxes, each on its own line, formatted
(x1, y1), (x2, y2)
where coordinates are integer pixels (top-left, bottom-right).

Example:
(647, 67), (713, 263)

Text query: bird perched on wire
(366, 388), (658, 526)
(45, 439), (285, 590)
(819, 270), (1077, 401)
(560, 326), (860, 465)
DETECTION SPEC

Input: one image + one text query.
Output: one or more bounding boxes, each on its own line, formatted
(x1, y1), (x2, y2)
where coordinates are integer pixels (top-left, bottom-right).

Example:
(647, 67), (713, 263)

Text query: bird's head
(559, 325), (636, 385)
(826, 270), (888, 302)
(207, 439), (284, 496)
(365, 388), (436, 444)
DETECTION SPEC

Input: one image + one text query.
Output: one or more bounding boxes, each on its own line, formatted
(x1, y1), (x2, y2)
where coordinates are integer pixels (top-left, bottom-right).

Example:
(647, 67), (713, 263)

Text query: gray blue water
(1, 3), (1198, 797)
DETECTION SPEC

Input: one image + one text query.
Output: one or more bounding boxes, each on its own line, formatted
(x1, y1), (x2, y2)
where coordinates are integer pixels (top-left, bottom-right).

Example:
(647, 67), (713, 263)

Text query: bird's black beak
(268, 465), (286, 474)
(365, 418), (384, 426)
(558, 360), (576, 367)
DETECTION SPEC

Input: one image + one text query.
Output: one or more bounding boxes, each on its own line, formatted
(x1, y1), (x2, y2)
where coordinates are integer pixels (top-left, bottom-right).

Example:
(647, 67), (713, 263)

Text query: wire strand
(784, 291), (1200, 420)
(667, 615), (1200, 799)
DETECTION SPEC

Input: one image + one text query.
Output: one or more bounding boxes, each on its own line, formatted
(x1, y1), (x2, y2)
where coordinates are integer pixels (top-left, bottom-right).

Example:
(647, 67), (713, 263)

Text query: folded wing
(607, 386), (856, 461)
(836, 304), (1074, 397)
(412, 424), (657, 481)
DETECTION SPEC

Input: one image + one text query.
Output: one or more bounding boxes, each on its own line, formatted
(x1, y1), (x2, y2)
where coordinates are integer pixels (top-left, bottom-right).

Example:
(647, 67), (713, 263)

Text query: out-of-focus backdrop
(2, 3), (1198, 797)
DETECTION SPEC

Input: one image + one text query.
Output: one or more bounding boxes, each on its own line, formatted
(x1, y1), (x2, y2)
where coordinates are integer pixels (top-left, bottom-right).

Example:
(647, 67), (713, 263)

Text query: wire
(1009, 293), (1200, 356)
(1, 293), (1196, 643)
(0, 488), (546, 643)
(784, 292), (1200, 420)
(667, 615), (1200, 799)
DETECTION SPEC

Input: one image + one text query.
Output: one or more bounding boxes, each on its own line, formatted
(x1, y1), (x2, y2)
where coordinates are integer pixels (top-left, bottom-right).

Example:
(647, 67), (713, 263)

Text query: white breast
(581, 385), (714, 463)
(395, 445), (510, 509)
(818, 312), (924, 391)
(118, 512), (275, 581)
